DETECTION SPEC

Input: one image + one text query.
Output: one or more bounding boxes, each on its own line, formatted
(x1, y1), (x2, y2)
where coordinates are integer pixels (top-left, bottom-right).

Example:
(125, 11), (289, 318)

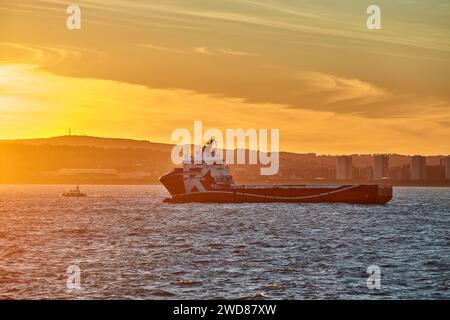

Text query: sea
(0, 185), (448, 299)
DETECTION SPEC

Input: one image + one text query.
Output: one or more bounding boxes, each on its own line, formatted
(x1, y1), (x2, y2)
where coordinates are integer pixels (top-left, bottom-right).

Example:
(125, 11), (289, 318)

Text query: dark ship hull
(160, 168), (393, 205)
(62, 185), (87, 197)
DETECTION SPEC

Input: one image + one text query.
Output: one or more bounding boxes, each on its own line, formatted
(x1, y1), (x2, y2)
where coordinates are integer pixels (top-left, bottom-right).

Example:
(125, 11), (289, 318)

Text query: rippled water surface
(0, 185), (449, 299)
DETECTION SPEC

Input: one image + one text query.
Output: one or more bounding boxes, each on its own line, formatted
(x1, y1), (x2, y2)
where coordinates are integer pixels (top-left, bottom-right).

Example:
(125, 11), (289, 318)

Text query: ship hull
(163, 184), (392, 205)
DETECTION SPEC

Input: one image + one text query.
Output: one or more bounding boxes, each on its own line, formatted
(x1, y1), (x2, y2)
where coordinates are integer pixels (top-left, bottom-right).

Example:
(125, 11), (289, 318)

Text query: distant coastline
(1, 135), (449, 187)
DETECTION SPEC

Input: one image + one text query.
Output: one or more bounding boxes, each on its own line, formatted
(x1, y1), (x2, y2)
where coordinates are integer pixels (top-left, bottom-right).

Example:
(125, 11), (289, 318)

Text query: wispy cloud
(192, 47), (255, 56)
(138, 44), (255, 56)
(193, 47), (213, 55)
(283, 71), (449, 118)
(217, 48), (256, 56)
(3, 0), (449, 54)
(137, 44), (185, 54)
(0, 42), (107, 66)
(83, 0), (450, 53)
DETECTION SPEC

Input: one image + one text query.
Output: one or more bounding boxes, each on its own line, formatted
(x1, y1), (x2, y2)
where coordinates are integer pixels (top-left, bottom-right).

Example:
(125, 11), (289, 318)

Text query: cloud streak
(0, 42), (107, 66)
(192, 47), (255, 56)
(284, 71), (449, 118)
(3, 0), (449, 53)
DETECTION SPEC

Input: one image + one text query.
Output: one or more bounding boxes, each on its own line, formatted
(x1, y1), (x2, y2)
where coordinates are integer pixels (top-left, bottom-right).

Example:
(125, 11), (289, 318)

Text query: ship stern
(376, 184), (393, 204)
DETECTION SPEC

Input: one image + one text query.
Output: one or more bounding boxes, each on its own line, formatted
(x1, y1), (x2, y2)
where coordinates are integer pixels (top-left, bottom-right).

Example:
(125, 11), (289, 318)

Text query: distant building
(336, 156), (353, 180)
(390, 167), (403, 181)
(389, 165), (409, 181)
(373, 155), (389, 180)
(426, 165), (445, 180)
(356, 166), (373, 181)
(441, 157), (450, 180)
(411, 156), (427, 180)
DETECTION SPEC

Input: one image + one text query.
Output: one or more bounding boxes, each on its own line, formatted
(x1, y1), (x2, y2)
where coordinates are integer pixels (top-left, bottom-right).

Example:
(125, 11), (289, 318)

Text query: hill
(0, 135), (173, 151)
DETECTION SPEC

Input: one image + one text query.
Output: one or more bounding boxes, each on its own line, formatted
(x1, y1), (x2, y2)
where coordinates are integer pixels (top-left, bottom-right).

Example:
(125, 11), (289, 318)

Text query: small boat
(62, 185), (87, 197)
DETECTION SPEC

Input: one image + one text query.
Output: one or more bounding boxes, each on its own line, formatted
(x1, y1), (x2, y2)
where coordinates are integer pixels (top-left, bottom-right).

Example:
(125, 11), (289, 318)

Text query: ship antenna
(202, 137), (216, 152)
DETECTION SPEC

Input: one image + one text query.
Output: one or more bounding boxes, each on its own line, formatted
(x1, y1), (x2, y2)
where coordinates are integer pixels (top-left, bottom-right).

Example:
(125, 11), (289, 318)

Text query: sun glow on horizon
(0, 62), (449, 155)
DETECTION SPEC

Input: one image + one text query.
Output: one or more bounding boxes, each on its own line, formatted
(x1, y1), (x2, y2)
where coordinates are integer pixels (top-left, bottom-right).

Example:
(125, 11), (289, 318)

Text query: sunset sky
(0, 0), (449, 154)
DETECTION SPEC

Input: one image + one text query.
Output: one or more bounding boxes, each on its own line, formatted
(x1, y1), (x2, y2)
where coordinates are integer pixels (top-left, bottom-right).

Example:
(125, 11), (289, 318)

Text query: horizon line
(1, 134), (449, 157)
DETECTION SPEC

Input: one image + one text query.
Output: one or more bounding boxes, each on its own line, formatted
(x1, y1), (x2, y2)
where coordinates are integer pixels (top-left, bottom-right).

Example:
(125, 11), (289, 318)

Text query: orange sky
(0, 0), (449, 154)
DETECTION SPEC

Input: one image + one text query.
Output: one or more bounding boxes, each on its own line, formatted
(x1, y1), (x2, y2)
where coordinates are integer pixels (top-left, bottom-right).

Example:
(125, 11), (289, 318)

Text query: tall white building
(411, 156), (426, 180)
(373, 155), (389, 180)
(336, 156), (353, 180)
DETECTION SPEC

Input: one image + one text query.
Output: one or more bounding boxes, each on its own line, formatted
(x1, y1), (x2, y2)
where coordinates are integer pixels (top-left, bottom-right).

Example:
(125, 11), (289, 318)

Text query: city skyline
(2, 133), (450, 157)
(1, 134), (449, 185)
